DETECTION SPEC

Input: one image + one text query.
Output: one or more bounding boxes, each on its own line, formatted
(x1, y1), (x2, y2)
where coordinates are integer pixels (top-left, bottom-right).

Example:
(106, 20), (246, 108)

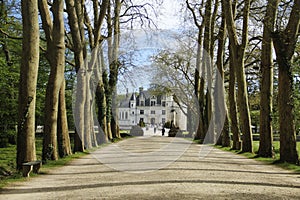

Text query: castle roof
(119, 88), (167, 108)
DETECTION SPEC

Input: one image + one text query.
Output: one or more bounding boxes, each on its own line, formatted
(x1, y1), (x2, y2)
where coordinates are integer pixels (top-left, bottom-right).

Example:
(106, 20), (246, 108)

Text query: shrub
(164, 121), (172, 129)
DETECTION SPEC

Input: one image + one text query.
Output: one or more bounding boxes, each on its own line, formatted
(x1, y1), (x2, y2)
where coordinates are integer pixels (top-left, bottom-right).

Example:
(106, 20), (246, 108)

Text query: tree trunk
(201, 0), (213, 143)
(229, 53), (241, 150)
(73, 130), (84, 153)
(84, 73), (92, 149)
(277, 59), (298, 163)
(258, 0), (279, 158)
(107, 0), (121, 139)
(112, 89), (120, 138)
(57, 79), (72, 157)
(66, 0), (86, 152)
(96, 49), (109, 143)
(222, 0), (253, 152)
(193, 32), (205, 141)
(224, 0), (240, 150)
(272, 0), (300, 164)
(83, 0), (109, 146)
(16, 0), (39, 170)
(39, 0), (65, 161)
(236, 53), (253, 153)
(215, 13), (230, 147)
(185, 1), (205, 142)
(103, 70), (113, 140)
(96, 83), (109, 143)
(209, 0), (219, 144)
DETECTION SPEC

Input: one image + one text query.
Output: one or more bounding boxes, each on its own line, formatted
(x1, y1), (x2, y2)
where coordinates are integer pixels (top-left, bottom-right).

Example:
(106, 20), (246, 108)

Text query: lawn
(216, 141), (300, 173)
(0, 136), (88, 188)
(1, 136), (299, 189)
(0, 135), (130, 189)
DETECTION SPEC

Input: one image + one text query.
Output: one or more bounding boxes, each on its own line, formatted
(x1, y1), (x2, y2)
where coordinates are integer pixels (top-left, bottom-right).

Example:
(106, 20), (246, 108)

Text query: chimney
(139, 87), (143, 94)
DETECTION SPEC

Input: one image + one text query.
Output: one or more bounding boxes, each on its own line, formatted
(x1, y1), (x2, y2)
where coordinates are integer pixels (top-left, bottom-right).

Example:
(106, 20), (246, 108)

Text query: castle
(118, 87), (187, 131)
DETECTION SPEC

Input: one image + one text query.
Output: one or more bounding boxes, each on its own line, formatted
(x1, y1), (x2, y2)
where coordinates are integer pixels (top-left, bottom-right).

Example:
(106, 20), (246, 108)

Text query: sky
(117, 0), (183, 94)
(157, 0), (182, 29)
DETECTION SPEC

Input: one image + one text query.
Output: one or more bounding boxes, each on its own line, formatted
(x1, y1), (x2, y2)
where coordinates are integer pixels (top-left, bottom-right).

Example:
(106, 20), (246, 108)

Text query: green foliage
(138, 120), (145, 127)
(250, 110), (260, 133)
(164, 121), (172, 128)
(0, 1), (22, 140)
(293, 45), (300, 135)
(0, 57), (19, 131)
(35, 58), (49, 126)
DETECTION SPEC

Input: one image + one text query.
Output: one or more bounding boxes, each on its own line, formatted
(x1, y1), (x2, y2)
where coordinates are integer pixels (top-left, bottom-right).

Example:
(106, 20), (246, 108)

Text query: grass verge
(215, 141), (300, 173)
(0, 135), (131, 189)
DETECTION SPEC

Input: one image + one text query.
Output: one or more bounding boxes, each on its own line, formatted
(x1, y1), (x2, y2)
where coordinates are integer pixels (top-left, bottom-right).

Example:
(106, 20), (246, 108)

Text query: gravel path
(1, 136), (299, 199)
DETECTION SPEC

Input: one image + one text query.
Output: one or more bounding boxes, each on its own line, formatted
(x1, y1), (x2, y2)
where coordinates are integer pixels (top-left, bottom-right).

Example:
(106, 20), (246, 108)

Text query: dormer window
(150, 100), (156, 106)
(140, 101), (144, 106)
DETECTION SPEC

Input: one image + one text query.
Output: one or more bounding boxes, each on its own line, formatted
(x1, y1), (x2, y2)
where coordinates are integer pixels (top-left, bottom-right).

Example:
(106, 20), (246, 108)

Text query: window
(132, 111), (134, 115)
(162, 101), (166, 107)
(140, 101), (144, 106)
(125, 112), (128, 119)
(151, 110), (155, 114)
(162, 118), (166, 124)
(151, 118), (155, 125)
(151, 101), (156, 106)
(162, 110), (166, 115)
(140, 110), (144, 115)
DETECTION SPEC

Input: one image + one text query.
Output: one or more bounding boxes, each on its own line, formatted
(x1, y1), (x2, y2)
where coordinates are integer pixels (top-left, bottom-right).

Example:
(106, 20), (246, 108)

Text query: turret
(130, 93), (136, 108)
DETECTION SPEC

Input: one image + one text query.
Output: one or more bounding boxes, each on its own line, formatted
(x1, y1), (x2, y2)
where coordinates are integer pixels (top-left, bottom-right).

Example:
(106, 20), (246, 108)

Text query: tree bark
(57, 79), (72, 157)
(223, 0), (241, 150)
(84, 73), (92, 149)
(229, 52), (241, 150)
(194, 32), (205, 142)
(215, 13), (230, 147)
(186, 0), (205, 142)
(96, 50), (110, 143)
(39, 0), (65, 161)
(107, 0), (121, 139)
(17, 0), (39, 170)
(222, 0), (253, 152)
(203, 0), (213, 143)
(66, 0), (86, 152)
(84, 0), (109, 145)
(272, 0), (300, 163)
(258, 0), (279, 158)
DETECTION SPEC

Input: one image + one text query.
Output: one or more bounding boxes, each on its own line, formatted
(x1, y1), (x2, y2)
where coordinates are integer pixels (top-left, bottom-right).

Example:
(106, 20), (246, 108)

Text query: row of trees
(187, 0), (300, 164)
(0, 0), (299, 170)
(151, 0), (299, 164)
(14, 0), (158, 170)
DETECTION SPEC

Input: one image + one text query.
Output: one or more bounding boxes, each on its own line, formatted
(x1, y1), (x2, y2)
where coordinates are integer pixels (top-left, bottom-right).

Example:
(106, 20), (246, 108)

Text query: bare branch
(0, 28), (22, 40)
(186, 0), (201, 29)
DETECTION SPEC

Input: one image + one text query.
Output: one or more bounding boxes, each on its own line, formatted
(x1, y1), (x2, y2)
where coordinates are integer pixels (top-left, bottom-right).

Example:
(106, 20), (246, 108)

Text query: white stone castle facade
(118, 87), (187, 130)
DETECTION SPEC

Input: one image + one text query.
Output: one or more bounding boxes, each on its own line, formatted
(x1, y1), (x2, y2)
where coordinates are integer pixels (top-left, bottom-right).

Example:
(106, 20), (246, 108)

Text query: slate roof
(119, 95), (131, 108)
(119, 88), (165, 108)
